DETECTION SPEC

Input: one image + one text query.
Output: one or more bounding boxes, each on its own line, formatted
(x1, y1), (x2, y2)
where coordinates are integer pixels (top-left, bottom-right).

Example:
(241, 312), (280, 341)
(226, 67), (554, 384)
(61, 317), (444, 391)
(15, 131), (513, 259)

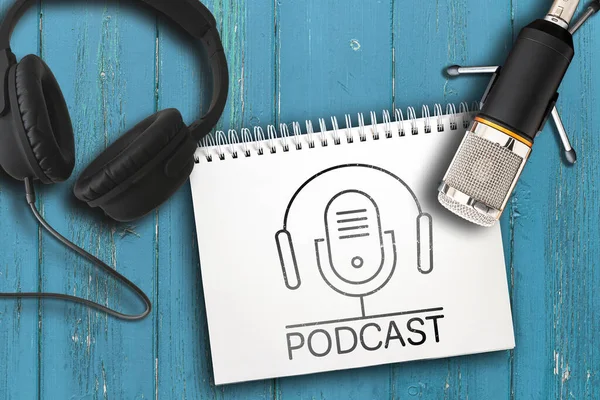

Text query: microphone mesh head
(439, 131), (524, 227)
(438, 192), (497, 227)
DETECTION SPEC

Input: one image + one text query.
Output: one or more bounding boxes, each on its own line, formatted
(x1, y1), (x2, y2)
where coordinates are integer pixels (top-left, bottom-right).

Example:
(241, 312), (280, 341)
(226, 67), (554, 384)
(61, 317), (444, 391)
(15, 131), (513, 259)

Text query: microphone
(322, 191), (384, 284)
(438, 0), (584, 227)
(315, 190), (397, 297)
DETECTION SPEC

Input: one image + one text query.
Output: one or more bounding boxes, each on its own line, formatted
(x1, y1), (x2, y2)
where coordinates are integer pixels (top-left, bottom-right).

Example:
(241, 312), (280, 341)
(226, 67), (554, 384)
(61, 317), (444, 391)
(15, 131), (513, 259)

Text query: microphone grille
(438, 192), (497, 227)
(439, 131), (524, 227)
(445, 132), (523, 210)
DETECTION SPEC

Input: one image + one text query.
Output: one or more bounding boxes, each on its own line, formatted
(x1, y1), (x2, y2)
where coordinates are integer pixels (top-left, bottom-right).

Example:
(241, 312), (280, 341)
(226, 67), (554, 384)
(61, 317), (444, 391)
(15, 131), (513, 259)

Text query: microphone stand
(445, 0), (600, 165)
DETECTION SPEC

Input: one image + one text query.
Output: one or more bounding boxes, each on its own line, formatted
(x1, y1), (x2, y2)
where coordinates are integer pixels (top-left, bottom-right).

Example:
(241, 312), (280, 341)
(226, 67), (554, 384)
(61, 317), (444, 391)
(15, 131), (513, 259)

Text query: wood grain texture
(38, 2), (157, 399)
(0, 0), (598, 399)
(510, 1), (600, 399)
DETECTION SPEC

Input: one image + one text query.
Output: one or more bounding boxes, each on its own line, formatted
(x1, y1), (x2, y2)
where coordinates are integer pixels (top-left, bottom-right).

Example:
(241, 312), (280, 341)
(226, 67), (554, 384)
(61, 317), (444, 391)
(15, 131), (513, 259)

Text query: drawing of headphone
(275, 164), (434, 296)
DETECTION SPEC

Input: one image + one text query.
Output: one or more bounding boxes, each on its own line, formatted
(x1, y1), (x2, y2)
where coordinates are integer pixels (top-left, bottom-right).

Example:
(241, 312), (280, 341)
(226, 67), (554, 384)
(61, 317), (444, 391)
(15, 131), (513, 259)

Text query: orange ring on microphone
(474, 117), (533, 147)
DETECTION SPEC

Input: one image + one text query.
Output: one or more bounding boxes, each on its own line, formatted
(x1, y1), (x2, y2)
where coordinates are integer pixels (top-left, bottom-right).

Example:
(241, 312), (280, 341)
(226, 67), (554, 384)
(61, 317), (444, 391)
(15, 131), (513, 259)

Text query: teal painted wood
(0, 0), (599, 399)
(0, 4), (40, 400)
(156, 16), (212, 400)
(37, 3), (157, 399)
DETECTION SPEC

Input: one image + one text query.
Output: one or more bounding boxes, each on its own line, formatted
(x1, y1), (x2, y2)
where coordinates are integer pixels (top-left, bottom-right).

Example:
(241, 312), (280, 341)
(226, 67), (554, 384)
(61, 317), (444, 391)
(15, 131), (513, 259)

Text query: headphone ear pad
(11, 55), (75, 183)
(74, 109), (196, 222)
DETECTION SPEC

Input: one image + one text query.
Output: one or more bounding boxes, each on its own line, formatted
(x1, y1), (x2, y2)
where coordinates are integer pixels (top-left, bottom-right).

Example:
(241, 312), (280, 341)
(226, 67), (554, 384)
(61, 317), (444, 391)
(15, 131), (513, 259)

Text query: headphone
(0, 0), (228, 320)
(275, 164), (434, 297)
(0, 0), (228, 221)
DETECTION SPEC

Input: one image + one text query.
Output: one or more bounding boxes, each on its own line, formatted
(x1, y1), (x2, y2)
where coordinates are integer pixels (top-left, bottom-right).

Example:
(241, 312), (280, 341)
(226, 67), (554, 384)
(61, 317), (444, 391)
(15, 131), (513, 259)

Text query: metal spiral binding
(407, 107), (418, 135)
(382, 110), (392, 138)
(197, 102), (479, 162)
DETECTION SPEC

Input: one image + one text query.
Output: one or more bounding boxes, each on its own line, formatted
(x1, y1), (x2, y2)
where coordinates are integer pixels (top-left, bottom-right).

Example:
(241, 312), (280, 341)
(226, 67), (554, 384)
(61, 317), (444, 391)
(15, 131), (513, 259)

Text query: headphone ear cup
(416, 213), (434, 274)
(74, 108), (195, 222)
(5, 55), (75, 183)
(276, 229), (301, 290)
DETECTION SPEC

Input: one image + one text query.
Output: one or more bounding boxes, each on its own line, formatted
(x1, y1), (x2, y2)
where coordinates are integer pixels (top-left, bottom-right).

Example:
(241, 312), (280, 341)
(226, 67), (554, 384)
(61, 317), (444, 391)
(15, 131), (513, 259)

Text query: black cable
(0, 178), (152, 321)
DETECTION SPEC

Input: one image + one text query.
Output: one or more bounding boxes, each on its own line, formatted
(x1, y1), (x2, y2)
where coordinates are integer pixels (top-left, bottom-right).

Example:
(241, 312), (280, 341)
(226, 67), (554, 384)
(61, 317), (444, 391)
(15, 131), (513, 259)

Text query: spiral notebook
(190, 103), (515, 385)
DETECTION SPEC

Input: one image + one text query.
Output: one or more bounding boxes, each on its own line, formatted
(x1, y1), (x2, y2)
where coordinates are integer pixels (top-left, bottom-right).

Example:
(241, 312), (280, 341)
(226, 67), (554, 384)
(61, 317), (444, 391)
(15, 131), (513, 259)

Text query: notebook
(190, 103), (515, 385)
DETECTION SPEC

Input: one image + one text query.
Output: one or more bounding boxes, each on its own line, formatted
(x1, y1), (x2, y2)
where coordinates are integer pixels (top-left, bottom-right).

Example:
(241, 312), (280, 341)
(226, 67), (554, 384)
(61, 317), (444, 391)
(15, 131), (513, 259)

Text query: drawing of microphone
(314, 190), (397, 316)
(275, 164), (434, 315)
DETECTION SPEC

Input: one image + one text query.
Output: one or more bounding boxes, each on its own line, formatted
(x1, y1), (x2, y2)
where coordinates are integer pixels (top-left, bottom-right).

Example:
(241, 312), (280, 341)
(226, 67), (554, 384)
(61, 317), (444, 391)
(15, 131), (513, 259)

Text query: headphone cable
(0, 178), (152, 321)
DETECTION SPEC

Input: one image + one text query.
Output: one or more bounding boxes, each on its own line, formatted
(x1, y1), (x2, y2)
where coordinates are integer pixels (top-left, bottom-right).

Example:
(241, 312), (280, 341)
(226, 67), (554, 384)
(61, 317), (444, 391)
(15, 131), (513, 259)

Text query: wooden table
(0, 0), (598, 399)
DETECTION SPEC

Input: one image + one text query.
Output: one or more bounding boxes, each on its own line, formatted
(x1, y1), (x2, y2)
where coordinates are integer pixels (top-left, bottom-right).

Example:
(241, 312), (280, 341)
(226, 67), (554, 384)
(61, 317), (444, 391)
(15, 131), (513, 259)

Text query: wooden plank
(510, 1), (600, 399)
(37, 2), (157, 398)
(390, 1), (514, 399)
(0, 3), (41, 400)
(156, 0), (276, 398)
(276, 0), (394, 124)
(154, 7), (215, 399)
(275, 1), (394, 398)
(507, 2), (550, 398)
(561, 6), (600, 397)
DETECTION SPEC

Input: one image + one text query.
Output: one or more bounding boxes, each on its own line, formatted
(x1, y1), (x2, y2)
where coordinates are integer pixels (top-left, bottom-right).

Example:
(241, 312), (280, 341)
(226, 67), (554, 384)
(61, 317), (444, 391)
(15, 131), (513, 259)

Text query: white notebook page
(191, 110), (515, 385)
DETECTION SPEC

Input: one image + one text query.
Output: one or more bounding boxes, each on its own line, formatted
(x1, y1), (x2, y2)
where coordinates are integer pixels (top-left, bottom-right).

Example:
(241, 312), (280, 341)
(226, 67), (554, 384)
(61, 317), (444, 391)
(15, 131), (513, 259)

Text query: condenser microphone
(438, 0), (583, 227)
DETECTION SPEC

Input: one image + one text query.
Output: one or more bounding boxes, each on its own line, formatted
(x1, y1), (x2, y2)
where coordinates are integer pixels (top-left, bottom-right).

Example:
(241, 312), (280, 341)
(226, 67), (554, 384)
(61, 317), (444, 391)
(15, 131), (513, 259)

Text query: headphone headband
(0, 0), (229, 141)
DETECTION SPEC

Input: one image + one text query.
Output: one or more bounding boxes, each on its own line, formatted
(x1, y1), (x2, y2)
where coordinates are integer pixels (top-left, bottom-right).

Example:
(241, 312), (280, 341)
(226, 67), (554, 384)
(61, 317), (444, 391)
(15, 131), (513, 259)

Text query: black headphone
(0, 0), (228, 221)
(0, 0), (228, 320)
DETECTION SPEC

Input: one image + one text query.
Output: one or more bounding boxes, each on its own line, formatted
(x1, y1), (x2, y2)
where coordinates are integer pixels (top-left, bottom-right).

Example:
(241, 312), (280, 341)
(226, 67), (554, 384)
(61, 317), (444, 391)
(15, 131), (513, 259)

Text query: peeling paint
(562, 365), (571, 382)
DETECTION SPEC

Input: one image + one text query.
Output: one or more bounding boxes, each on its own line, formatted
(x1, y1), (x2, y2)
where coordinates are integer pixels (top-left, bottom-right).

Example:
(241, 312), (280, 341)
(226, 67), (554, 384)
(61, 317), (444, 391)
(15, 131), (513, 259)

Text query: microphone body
(439, 19), (574, 227)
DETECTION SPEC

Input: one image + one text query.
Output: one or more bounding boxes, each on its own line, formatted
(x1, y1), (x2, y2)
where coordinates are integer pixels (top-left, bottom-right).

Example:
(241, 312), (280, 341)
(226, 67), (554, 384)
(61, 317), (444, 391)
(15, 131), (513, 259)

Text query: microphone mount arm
(446, 64), (577, 164)
(569, 0), (600, 34)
